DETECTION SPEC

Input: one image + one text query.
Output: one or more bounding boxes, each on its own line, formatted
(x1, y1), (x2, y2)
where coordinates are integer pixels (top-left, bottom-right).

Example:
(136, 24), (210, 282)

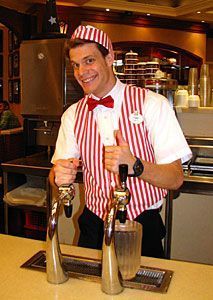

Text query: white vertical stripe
(71, 25), (112, 52)
(90, 28), (95, 41)
(74, 89), (167, 220)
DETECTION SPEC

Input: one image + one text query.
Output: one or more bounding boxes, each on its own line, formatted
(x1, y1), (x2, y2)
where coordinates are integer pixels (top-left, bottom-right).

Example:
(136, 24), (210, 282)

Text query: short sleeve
(143, 90), (192, 164)
(51, 103), (80, 164)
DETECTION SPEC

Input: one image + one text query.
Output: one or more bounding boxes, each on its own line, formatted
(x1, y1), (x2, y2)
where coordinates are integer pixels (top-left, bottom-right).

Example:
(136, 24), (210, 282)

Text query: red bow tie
(87, 95), (114, 111)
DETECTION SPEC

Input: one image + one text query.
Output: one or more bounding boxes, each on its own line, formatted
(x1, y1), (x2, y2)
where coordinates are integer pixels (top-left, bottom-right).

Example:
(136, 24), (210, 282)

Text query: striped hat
(71, 25), (113, 53)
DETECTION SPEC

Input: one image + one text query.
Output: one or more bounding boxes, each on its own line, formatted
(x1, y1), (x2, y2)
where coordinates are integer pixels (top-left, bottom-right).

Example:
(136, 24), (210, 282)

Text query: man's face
(69, 43), (115, 98)
(0, 103), (4, 115)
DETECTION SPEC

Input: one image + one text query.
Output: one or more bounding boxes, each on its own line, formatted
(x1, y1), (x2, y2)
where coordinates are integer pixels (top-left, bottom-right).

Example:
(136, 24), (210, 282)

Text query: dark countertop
(1, 152), (52, 176)
(1, 152), (83, 182)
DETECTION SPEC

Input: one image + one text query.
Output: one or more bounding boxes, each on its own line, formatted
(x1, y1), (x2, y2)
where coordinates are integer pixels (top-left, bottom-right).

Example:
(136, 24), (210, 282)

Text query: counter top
(1, 152), (83, 181)
(175, 107), (213, 113)
(0, 127), (23, 135)
(0, 234), (212, 300)
(1, 152), (52, 176)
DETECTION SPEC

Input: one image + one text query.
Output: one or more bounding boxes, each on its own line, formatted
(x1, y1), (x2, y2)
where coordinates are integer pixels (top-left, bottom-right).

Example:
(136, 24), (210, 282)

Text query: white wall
(170, 193), (213, 265)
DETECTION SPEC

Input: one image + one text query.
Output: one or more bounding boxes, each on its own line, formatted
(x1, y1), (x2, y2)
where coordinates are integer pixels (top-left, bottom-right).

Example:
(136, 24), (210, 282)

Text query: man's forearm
(140, 159), (183, 190)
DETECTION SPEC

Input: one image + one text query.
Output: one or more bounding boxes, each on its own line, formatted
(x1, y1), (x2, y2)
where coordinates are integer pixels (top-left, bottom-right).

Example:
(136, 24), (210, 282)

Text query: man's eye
(71, 63), (79, 69)
(86, 58), (95, 64)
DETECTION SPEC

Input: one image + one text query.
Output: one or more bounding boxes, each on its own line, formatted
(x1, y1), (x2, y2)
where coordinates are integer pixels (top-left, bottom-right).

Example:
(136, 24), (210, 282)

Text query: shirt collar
(89, 77), (124, 101)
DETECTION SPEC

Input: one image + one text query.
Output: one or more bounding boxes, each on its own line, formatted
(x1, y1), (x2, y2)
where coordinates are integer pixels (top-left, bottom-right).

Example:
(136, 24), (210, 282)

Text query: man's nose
(78, 64), (87, 76)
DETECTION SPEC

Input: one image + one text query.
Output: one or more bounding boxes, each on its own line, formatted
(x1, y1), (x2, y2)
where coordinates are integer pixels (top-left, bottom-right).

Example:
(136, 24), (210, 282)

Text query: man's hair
(2, 101), (9, 110)
(64, 38), (109, 60)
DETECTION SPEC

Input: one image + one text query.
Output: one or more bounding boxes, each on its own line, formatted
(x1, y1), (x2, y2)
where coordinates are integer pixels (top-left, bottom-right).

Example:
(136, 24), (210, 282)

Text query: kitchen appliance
(20, 38), (83, 153)
(182, 137), (213, 195)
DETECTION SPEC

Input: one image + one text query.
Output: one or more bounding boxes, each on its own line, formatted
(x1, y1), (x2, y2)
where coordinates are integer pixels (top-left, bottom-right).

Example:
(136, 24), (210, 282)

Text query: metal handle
(119, 164), (128, 183)
(64, 203), (73, 218)
(59, 184), (75, 218)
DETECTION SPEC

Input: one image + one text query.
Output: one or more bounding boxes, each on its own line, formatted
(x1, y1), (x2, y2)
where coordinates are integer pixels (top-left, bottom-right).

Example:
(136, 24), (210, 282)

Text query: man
(49, 25), (192, 258)
(0, 101), (20, 130)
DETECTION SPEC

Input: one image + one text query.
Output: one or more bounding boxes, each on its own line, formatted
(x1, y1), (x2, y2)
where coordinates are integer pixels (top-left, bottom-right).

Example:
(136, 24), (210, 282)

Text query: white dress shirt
(52, 78), (192, 210)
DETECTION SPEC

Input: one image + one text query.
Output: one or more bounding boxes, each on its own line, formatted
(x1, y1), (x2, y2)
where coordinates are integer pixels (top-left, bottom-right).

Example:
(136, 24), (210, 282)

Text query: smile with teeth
(82, 76), (96, 84)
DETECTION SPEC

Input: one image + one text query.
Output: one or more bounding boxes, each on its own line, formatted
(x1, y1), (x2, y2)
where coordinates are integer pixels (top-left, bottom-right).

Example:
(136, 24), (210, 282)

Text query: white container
(174, 89), (189, 107)
(188, 95), (200, 108)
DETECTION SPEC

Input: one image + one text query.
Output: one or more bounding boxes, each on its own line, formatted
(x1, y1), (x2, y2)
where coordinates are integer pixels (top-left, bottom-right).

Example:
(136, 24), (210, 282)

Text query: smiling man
(49, 25), (192, 258)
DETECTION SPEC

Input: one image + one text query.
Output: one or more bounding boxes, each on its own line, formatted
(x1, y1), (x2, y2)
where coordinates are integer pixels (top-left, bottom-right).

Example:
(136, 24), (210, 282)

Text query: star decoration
(48, 16), (57, 25)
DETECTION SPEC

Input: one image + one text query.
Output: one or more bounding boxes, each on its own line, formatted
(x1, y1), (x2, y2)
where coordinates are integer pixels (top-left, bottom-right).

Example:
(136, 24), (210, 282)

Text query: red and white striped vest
(74, 85), (167, 220)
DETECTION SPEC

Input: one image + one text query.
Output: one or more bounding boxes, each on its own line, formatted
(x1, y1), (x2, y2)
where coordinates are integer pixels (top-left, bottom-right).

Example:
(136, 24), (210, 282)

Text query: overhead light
(201, 20), (205, 23)
(106, 8), (110, 12)
(147, 13), (151, 16)
(59, 20), (68, 34)
(197, 11), (201, 14)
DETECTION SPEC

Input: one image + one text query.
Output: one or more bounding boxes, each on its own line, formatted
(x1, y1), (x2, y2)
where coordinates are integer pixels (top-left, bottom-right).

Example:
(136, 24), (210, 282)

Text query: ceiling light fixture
(59, 20), (68, 34)
(201, 20), (205, 23)
(147, 13), (151, 16)
(197, 11), (201, 14)
(106, 8), (110, 12)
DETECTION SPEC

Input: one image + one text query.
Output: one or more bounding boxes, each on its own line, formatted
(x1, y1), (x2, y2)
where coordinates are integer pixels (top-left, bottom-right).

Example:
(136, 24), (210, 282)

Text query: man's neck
(91, 76), (117, 99)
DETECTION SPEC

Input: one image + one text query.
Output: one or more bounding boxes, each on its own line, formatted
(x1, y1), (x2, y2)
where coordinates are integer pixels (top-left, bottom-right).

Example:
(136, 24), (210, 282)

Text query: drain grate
(64, 257), (102, 277)
(21, 251), (173, 293)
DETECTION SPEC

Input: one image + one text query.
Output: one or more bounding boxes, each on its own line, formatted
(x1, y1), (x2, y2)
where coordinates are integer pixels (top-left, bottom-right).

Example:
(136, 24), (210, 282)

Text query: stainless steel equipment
(20, 38), (83, 152)
(22, 250), (173, 293)
(20, 38), (83, 117)
(162, 136), (213, 260)
(46, 184), (75, 284)
(101, 164), (130, 295)
(182, 137), (213, 195)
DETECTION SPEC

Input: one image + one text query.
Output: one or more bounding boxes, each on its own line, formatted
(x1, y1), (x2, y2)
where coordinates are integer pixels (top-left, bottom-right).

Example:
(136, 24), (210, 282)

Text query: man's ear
(105, 51), (114, 67)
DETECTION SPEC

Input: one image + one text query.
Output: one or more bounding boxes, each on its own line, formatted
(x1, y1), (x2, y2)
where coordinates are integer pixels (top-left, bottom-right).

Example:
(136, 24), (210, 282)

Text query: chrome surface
(101, 167), (131, 295)
(181, 136), (213, 195)
(46, 184), (75, 284)
(21, 251), (173, 293)
(184, 137), (213, 178)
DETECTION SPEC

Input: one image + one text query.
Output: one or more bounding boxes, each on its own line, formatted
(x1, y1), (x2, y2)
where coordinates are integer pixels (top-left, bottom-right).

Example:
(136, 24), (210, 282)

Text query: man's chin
(81, 79), (98, 95)
(82, 86), (95, 95)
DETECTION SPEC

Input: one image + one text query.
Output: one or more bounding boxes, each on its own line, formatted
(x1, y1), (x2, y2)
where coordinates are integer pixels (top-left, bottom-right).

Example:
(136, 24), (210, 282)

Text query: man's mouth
(82, 75), (96, 84)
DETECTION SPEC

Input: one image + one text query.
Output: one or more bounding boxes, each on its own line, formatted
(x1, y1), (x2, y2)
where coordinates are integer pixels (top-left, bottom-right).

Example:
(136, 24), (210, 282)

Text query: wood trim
(57, 6), (209, 34)
(113, 41), (203, 64)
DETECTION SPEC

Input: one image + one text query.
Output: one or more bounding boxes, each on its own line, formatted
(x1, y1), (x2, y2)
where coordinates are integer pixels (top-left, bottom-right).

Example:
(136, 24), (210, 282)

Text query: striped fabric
(74, 85), (167, 220)
(71, 25), (113, 53)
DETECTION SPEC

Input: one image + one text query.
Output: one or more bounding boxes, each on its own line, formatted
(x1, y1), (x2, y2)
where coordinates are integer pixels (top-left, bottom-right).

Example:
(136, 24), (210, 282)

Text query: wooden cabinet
(0, 28), (3, 99)
(8, 30), (20, 103)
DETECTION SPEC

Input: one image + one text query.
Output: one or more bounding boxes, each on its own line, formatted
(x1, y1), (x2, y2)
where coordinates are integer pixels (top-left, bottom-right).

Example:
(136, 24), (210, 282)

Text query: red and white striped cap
(71, 25), (113, 53)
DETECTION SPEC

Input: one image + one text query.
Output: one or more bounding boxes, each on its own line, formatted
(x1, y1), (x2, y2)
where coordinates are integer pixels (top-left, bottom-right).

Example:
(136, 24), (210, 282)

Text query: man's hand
(104, 130), (135, 174)
(53, 158), (79, 187)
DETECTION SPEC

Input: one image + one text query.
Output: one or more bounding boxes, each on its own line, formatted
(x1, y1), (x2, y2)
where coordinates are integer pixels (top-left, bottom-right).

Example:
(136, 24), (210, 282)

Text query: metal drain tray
(21, 251), (173, 293)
